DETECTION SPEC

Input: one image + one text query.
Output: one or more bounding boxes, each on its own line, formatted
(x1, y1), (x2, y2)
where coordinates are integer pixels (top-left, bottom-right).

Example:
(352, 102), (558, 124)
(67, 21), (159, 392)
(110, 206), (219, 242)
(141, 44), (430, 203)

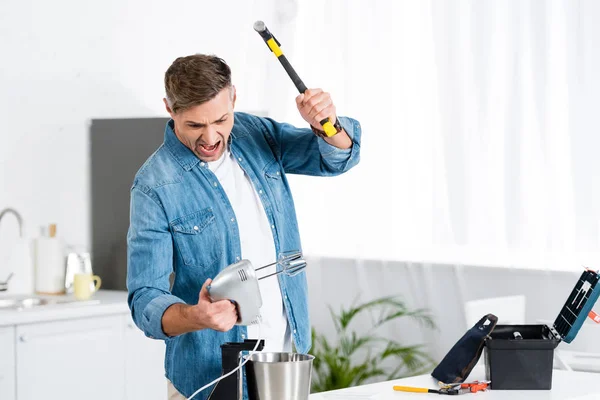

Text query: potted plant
(311, 296), (436, 393)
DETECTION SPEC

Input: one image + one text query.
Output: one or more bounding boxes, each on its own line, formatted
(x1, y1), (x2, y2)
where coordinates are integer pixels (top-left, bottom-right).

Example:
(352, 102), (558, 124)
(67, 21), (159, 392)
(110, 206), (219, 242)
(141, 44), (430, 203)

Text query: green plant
(310, 296), (436, 393)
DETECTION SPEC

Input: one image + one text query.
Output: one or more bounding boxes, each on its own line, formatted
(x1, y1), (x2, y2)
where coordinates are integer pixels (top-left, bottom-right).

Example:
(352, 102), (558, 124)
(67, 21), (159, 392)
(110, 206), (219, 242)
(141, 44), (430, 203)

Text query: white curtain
(266, 0), (600, 270)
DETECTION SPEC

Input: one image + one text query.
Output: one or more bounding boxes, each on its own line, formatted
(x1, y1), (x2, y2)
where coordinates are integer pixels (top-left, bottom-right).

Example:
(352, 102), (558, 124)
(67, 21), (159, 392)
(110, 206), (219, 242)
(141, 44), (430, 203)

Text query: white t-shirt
(208, 148), (292, 352)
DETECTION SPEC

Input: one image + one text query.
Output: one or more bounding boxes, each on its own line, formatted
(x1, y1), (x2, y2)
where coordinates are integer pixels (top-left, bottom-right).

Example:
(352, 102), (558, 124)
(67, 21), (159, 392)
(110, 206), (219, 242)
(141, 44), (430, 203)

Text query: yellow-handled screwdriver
(253, 20), (338, 138)
(394, 386), (438, 394)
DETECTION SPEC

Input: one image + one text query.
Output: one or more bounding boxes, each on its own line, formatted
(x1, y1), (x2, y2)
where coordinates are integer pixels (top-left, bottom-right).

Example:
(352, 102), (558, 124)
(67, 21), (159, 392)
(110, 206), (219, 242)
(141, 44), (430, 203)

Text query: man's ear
(231, 85), (237, 109)
(163, 98), (175, 117)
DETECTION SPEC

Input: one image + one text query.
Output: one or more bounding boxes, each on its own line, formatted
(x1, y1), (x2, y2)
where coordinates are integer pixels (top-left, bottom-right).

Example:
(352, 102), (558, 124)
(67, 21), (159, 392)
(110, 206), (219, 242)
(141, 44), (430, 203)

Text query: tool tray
(484, 269), (600, 390)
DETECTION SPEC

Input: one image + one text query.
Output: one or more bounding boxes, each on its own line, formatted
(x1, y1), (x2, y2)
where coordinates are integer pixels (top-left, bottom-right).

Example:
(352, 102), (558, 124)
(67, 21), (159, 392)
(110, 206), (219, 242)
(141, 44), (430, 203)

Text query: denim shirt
(127, 112), (361, 399)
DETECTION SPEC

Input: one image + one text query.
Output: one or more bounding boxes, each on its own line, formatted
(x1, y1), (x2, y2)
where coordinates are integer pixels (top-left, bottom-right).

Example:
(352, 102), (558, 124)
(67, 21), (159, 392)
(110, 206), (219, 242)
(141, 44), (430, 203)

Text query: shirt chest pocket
(264, 161), (286, 213)
(170, 208), (223, 268)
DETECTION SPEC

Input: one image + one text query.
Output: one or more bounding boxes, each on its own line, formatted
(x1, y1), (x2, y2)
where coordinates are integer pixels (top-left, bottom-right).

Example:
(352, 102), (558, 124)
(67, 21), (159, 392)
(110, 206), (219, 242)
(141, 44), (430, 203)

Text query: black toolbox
(484, 269), (600, 390)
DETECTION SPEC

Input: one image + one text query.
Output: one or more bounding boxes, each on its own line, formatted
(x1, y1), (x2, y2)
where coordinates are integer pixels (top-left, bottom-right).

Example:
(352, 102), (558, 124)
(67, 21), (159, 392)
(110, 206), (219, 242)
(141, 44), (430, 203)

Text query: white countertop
(309, 367), (600, 400)
(0, 290), (129, 326)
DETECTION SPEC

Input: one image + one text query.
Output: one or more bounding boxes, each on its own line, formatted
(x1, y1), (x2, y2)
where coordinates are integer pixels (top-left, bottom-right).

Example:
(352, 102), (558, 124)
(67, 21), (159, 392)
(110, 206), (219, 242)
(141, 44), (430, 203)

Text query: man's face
(165, 87), (236, 162)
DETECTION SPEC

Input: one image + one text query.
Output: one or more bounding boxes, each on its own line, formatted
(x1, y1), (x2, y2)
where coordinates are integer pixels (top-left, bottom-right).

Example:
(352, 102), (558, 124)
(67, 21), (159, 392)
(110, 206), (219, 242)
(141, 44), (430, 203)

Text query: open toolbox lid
(551, 269), (600, 343)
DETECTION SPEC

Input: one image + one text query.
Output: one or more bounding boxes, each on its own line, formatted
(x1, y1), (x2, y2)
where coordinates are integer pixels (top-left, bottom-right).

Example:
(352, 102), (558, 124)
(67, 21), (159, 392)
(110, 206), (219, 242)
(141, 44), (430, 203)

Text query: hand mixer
(186, 251), (307, 400)
(207, 251), (307, 326)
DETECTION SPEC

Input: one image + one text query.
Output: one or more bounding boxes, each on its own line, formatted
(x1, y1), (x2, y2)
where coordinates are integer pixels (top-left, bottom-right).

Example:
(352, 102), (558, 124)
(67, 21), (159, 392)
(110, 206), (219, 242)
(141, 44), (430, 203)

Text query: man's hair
(164, 54), (232, 113)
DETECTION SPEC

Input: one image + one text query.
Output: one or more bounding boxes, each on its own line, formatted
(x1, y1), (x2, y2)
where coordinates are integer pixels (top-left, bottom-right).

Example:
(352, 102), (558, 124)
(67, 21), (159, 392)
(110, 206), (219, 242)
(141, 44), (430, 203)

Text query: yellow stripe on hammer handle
(266, 38), (283, 57)
(393, 386), (430, 393)
(321, 120), (338, 137)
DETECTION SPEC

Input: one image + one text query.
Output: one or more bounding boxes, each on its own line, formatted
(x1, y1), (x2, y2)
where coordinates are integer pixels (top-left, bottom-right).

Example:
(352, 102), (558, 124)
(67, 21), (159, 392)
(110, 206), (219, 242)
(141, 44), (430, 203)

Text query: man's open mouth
(200, 143), (219, 151)
(196, 140), (222, 158)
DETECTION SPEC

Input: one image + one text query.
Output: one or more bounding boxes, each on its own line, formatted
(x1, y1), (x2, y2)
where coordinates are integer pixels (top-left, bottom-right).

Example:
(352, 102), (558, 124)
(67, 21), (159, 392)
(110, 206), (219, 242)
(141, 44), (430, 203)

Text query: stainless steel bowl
(244, 352), (314, 400)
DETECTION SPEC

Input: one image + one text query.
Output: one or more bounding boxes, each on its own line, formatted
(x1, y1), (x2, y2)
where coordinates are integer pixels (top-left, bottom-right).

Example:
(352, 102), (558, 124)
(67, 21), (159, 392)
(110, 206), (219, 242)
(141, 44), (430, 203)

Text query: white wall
(0, 0), (286, 251)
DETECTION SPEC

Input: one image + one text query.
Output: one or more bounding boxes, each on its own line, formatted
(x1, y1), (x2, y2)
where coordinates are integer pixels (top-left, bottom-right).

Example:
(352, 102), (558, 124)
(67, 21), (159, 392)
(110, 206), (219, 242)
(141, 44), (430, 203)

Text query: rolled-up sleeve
(256, 115), (361, 176)
(127, 185), (184, 340)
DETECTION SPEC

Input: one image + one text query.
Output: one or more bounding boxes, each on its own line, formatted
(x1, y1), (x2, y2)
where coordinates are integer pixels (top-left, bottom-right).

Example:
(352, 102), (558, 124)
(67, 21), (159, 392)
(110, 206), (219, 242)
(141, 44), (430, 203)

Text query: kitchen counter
(309, 367), (600, 399)
(0, 290), (129, 326)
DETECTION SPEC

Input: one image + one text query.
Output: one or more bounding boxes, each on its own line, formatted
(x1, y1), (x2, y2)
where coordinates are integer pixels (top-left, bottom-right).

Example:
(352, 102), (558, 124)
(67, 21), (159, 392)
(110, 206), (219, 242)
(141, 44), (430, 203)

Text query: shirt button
(236, 256), (240, 261)
(276, 171), (280, 175)
(259, 190), (263, 194)
(213, 182), (218, 187)
(241, 334), (246, 339)
(193, 226), (199, 231)
(293, 329), (297, 334)
(271, 225), (275, 229)
(231, 218), (235, 222)
(238, 158), (242, 162)
(200, 162), (205, 167)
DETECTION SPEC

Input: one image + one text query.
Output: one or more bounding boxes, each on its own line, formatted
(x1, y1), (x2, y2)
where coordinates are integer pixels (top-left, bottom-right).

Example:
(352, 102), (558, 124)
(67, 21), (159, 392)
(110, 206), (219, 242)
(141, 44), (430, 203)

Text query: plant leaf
(372, 308), (436, 331)
(337, 296), (403, 330)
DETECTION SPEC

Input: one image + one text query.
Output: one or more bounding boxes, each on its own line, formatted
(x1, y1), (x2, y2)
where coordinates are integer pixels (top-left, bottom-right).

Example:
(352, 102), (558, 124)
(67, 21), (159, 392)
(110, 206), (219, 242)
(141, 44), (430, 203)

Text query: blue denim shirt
(127, 112), (361, 399)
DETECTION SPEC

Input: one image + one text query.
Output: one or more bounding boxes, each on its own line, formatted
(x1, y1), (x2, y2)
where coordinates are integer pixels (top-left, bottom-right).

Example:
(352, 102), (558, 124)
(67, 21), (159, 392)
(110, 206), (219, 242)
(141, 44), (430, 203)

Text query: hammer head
(253, 20), (266, 32)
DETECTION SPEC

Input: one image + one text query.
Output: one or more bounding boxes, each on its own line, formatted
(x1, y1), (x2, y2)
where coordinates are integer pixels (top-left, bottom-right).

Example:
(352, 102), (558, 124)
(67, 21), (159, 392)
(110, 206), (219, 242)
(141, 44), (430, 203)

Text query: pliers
(439, 380), (491, 394)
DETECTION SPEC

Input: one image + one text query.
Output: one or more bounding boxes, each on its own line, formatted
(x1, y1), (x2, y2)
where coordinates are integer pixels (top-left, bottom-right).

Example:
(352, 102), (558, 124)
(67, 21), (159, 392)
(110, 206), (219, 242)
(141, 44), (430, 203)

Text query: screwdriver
(393, 385), (461, 395)
(253, 20), (338, 138)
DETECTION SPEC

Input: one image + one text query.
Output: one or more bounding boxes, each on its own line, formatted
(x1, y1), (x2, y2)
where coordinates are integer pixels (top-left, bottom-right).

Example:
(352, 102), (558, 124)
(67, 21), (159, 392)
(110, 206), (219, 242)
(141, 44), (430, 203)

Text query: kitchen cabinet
(124, 316), (167, 400)
(16, 315), (126, 400)
(0, 326), (16, 400)
(0, 291), (166, 400)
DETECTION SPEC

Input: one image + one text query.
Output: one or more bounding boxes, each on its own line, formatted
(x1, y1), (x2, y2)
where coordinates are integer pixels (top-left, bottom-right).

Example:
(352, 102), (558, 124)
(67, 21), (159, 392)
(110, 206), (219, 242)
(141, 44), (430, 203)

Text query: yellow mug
(74, 273), (102, 300)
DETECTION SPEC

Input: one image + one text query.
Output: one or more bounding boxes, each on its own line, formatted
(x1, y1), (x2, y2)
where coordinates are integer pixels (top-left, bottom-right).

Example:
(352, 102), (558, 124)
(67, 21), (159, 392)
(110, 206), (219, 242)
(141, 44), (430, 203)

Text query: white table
(309, 367), (600, 399)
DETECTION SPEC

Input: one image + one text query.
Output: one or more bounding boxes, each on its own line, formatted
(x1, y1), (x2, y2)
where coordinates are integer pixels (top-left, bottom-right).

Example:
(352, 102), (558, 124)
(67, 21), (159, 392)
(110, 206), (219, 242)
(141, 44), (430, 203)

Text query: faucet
(0, 208), (24, 238)
(0, 208), (24, 291)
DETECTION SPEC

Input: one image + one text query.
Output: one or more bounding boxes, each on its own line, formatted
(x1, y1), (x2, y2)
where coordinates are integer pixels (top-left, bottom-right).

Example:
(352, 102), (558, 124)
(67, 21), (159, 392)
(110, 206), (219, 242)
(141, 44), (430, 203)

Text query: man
(127, 54), (361, 399)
